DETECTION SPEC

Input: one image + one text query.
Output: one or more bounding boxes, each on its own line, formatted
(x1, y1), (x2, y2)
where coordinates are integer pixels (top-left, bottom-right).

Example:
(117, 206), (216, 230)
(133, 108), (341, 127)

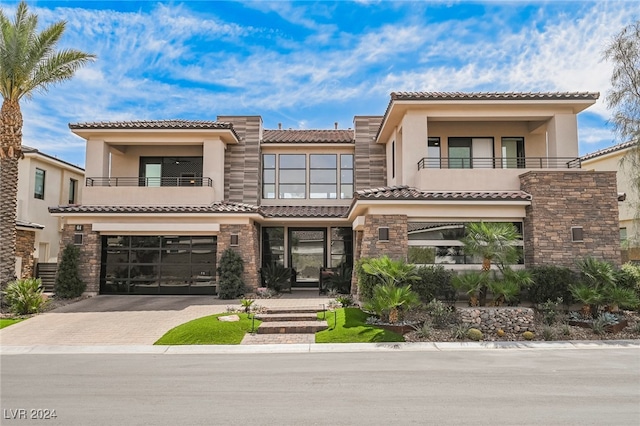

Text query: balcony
(417, 157), (581, 170)
(86, 177), (213, 187)
(82, 176), (217, 206)
(415, 157), (582, 192)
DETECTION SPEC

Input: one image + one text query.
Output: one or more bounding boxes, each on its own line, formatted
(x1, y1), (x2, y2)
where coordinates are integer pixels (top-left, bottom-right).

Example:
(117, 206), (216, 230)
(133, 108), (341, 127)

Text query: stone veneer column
(60, 224), (101, 295)
(519, 171), (621, 269)
(16, 229), (36, 279)
(359, 214), (408, 260)
(217, 223), (260, 291)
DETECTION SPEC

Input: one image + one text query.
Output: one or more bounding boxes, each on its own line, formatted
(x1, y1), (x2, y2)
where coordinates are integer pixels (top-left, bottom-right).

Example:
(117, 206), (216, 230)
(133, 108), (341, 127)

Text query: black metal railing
(417, 157), (581, 170)
(86, 176), (213, 187)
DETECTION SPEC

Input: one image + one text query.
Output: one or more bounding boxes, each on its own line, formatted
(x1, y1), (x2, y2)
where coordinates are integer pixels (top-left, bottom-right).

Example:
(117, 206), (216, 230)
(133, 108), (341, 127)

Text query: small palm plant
(360, 256), (420, 288)
(461, 222), (520, 305)
(363, 284), (420, 323)
(452, 271), (489, 306)
(240, 298), (254, 314)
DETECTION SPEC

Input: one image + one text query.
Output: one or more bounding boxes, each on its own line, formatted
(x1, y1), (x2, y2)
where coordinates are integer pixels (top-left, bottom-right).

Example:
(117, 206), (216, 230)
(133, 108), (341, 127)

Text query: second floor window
(34, 168), (45, 199)
(262, 153), (354, 200)
(69, 178), (78, 204)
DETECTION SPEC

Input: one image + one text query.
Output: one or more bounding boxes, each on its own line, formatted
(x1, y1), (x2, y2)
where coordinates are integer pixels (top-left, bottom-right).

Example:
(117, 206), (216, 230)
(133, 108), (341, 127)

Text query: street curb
(1, 340), (639, 355)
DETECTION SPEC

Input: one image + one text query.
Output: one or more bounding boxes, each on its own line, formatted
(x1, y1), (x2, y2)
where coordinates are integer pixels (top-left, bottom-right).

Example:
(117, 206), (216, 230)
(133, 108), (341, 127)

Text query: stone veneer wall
(520, 171), (621, 269)
(359, 214), (408, 260)
(16, 229), (35, 279)
(60, 224), (101, 295)
(217, 223), (260, 291)
(459, 307), (535, 333)
(354, 116), (386, 190)
(219, 116), (261, 205)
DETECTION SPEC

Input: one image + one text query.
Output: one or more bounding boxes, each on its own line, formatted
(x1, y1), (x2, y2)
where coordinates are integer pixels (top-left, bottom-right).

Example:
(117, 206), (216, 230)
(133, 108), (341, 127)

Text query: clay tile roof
(355, 185), (532, 201)
(69, 119), (235, 130)
(390, 91), (600, 101)
(580, 140), (638, 161)
(262, 129), (354, 143)
(48, 201), (259, 214)
(260, 205), (350, 218)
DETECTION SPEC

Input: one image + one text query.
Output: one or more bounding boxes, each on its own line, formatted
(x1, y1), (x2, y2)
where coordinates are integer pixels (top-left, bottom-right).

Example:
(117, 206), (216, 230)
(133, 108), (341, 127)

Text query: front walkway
(0, 291), (332, 346)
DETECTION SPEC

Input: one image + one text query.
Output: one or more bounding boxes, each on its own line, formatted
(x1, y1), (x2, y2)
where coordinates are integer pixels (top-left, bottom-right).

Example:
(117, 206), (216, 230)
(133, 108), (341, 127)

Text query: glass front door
(289, 228), (326, 287)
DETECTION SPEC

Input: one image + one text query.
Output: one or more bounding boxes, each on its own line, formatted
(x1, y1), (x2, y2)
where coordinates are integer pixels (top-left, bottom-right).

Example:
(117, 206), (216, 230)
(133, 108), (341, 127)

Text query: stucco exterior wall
(520, 171), (621, 269)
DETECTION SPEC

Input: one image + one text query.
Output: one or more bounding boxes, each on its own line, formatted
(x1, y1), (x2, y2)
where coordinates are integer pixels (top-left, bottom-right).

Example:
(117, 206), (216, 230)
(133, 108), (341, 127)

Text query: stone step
(257, 320), (328, 334)
(256, 313), (318, 322)
(265, 307), (324, 314)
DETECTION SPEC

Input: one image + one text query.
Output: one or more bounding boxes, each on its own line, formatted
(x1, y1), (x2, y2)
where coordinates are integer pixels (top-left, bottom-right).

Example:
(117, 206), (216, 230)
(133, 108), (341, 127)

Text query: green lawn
(0, 318), (25, 329)
(316, 307), (405, 343)
(154, 312), (261, 345)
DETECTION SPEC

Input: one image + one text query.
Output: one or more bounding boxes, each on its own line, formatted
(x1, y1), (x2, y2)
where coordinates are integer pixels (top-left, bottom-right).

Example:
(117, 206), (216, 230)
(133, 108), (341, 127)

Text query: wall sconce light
(230, 234), (239, 246)
(378, 227), (389, 241)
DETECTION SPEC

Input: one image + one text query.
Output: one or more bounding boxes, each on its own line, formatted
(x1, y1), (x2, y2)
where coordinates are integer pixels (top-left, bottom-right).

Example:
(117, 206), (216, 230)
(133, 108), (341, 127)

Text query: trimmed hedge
(413, 265), (455, 303)
(528, 265), (576, 304)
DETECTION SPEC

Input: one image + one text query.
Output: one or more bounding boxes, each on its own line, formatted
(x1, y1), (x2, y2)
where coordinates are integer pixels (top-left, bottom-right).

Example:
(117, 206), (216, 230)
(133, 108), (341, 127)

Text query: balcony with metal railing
(82, 176), (217, 206)
(417, 156), (581, 170)
(414, 156), (583, 192)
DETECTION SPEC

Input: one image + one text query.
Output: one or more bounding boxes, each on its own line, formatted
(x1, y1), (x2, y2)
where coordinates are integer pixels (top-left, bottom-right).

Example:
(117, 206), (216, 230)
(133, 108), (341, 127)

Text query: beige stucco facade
(16, 147), (84, 276)
(581, 142), (639, 259)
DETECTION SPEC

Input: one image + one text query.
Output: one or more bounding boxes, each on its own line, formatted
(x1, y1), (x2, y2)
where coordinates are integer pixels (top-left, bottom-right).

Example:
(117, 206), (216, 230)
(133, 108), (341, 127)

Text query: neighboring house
(49, 91), (621, 296)
(581, 140), (640, 263)
(16, 146), (84, 284)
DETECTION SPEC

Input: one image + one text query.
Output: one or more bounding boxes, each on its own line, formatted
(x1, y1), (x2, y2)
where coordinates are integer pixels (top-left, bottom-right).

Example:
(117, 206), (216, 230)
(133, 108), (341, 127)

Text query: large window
(262, 227), (285, 267)
(330, 227), (353, 268)
(408, 222), (524, 265)
(448, 137), (494, 169)
(139, 157), (203, 187)
(310, 154), (337, 199)
(262, 154), (276, 199)
(34, 168), (46, 200)
(279, 154), (306, 198)
(262, 153), (354, 200)
(101, 235), (217, 295)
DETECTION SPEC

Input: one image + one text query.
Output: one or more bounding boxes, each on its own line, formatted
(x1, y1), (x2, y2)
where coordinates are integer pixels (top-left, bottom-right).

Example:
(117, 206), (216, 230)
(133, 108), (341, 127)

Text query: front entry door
(289, 228), (326, 288)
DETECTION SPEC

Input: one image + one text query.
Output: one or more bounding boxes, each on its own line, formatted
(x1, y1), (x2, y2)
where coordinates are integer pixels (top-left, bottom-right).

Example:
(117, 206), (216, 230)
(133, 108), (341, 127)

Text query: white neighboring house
(581, 140), (640, 262)
(16, 146), (84, 284)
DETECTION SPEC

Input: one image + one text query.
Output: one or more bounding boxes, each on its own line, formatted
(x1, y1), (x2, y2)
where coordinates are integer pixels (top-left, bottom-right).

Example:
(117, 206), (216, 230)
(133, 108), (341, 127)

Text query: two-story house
(49, 92), (621, 296)
(16, 146), (84, 284)
(581, 140), (639, 263)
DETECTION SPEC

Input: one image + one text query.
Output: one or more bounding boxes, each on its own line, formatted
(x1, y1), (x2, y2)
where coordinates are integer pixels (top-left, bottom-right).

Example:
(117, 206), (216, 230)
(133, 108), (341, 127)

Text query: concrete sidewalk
(1, 340), (639, 355)
(0, 293), (332, 346)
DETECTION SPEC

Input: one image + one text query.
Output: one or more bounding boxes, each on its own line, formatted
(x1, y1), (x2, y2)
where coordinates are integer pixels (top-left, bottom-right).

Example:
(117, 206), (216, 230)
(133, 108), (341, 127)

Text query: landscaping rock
(218, 314), (240, 322)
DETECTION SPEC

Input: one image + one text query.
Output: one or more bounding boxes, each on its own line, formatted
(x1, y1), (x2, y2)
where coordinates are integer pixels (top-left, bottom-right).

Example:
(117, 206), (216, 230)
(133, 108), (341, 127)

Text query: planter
(377, 322), (421, 335)
(568, 318), (629, 333)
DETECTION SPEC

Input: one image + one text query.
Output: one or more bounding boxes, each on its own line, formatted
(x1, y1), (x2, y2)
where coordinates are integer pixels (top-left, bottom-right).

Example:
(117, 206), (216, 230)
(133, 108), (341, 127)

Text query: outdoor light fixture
(230, 234), (239, 246)
(378, 227), (389, 241)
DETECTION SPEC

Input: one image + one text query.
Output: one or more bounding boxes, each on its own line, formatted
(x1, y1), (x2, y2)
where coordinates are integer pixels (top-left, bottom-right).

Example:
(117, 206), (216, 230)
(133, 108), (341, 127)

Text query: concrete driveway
(0, 293), (331, 346)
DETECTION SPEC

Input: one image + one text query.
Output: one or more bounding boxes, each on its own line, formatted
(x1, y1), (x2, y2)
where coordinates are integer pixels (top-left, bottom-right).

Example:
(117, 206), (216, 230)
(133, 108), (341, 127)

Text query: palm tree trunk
(479, 257), (491, 306)
(0, 99), (23, 292)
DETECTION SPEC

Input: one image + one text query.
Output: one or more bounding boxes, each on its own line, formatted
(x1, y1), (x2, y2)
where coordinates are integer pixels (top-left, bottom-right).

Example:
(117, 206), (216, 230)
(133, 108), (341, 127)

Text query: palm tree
(0, 2), (95, 289)
(461, 222), (520, 305)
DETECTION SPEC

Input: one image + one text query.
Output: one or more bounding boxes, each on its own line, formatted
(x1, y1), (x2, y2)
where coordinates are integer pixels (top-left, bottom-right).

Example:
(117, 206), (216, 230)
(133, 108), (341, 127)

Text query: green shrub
(466, 328), (483, 341)
(538, 297), (563, 326)
(363, 284), (420, 323)
(325, 263), (353, 294)
(335, 294), (354, 307)
(261, 262), (291, 292)
(3, 278), (46, 315)
(54, 243), (85, 298)
(425, 299), (456, 329)
(413, 265), (455, 303)
(452, 323), (470, 340)
(615, 263), (640, 302)
(542, 326), (555, 341)
(528, 265), (576, 304)
(217, 248), (245, 299)
(355, 258), (380, 302)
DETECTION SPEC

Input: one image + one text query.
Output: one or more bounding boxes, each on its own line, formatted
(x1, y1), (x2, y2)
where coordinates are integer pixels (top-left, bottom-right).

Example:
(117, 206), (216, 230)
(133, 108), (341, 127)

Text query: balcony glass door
(145, 163), (162, 187)
(289, 229), (326, 287)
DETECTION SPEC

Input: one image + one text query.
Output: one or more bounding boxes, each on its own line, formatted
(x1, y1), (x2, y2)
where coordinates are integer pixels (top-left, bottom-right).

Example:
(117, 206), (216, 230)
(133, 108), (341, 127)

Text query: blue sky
(2, 0), (639, 167)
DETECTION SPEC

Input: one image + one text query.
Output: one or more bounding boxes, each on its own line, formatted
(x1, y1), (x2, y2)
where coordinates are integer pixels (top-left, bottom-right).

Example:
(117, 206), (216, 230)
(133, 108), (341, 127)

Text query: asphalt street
(1, 348), (639, 426)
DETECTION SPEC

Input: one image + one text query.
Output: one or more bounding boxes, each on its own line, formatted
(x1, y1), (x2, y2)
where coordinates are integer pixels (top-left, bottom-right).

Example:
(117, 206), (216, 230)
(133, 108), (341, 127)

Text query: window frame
(34, 168), (46, 200)
(69, 178), (78, 204)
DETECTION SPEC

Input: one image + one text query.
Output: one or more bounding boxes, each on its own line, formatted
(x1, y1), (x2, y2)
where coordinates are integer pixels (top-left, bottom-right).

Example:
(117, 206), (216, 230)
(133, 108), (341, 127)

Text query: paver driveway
(0, 293), (331, 346)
